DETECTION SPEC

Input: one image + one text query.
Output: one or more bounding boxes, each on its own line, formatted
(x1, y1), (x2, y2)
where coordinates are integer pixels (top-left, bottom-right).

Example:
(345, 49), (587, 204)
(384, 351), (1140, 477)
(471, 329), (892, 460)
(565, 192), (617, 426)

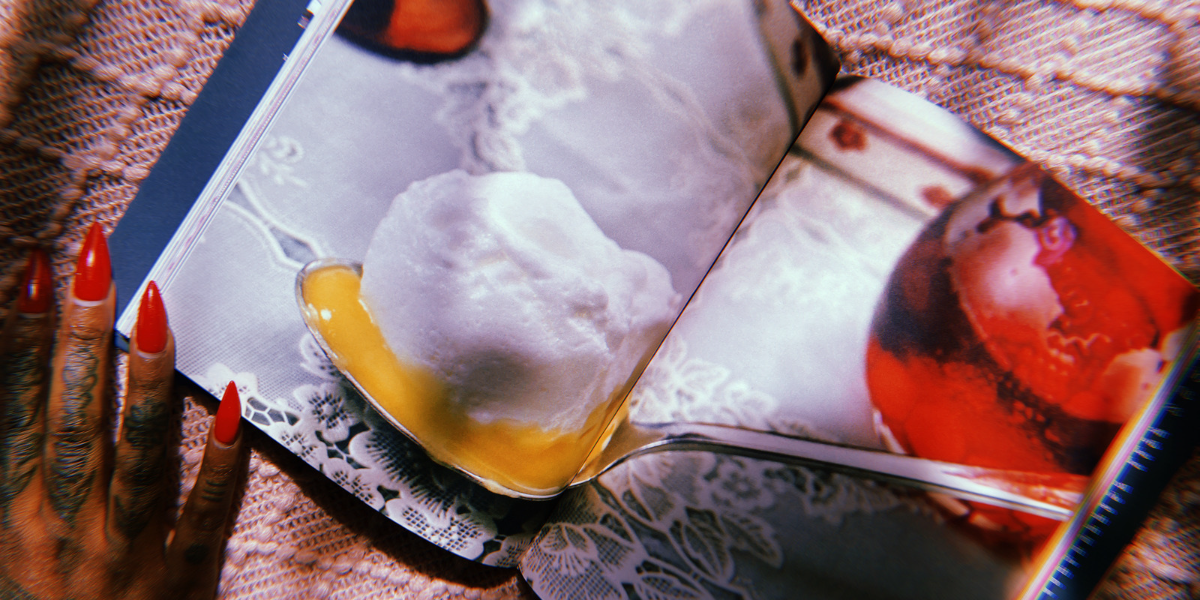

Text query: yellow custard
(301, 264), (625, 497)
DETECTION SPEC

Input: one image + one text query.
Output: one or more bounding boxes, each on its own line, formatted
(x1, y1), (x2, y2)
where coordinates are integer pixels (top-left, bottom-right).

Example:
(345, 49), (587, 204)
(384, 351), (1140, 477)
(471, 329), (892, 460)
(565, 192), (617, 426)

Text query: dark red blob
(830, 118), (868, 151)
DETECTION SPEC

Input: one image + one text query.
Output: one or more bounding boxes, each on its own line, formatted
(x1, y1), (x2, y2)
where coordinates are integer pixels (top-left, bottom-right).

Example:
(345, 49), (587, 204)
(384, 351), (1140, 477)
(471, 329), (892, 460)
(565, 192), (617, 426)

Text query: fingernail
(214, 381), (241, 445)
(17, 248), (53, 314)
(74, 223), (111, 302)
(136, 281), (168, 354)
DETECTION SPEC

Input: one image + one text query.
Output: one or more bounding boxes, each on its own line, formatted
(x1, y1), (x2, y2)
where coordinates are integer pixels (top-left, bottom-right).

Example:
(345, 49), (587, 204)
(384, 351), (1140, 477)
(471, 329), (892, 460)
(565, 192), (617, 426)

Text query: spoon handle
(581, 421), (1085, 520)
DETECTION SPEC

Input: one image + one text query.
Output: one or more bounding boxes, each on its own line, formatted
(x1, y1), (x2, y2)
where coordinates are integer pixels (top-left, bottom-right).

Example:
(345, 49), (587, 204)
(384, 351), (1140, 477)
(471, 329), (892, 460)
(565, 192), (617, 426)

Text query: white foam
(361, 170), (680, 431)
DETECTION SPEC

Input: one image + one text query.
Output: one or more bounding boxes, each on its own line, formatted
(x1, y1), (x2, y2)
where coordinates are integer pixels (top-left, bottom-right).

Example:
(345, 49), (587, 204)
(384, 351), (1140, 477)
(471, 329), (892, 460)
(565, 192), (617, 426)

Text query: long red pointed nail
(17, 248), (53, 314)
(74, 223), (111, 302)
(214, 381), (242, 445)
(136, 281), (168, 354)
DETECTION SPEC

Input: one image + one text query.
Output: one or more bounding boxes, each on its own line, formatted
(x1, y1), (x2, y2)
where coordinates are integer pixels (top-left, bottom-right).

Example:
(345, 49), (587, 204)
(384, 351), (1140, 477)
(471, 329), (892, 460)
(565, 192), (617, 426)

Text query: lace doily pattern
(191, 337), (552, 568)
(521, 338), (963, 600)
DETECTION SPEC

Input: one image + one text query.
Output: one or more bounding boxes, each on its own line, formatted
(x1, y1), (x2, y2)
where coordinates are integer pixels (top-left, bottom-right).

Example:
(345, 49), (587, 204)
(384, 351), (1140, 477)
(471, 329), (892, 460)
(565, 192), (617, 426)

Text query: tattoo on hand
(113, 399), (169, 539)
(0, 345), (46, 523)
(47, 341), (101, 526)
(0, 318), (48, 401)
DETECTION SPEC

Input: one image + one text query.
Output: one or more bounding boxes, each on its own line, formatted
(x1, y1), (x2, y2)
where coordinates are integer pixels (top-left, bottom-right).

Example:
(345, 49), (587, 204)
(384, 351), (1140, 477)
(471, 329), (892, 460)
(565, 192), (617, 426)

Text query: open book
(110, 0), (1200, 598)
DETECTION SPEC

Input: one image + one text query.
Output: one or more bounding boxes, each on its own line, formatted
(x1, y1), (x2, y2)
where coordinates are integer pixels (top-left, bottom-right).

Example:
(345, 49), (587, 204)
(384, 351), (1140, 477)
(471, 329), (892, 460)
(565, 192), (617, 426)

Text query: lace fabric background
(0, 0), (1196, 598)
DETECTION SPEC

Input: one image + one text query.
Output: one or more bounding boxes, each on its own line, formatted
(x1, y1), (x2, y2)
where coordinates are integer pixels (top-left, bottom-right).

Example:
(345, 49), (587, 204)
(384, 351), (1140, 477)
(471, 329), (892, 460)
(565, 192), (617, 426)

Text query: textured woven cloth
(0, 0), (1196, 598)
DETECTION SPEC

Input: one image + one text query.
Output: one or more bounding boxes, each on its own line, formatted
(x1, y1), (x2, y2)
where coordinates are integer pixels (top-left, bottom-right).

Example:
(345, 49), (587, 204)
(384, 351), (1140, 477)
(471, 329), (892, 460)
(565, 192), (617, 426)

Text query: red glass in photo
(867, 164), (1199, 546)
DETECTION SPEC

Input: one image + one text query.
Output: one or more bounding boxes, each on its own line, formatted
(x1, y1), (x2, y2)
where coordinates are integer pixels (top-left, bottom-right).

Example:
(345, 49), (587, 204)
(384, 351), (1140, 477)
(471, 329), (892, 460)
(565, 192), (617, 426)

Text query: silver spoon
(572, 419), (1082, 520)
(297, 258), (1084, 520)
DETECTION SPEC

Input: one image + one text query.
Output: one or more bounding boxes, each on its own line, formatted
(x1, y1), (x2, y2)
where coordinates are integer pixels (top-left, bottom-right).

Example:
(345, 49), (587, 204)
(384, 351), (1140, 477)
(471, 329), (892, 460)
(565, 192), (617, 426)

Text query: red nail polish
(136, 281), (168, 354)
(17, 248), (52, 314)
(214, 381), (241, 445)
(74, 223), (111, 302)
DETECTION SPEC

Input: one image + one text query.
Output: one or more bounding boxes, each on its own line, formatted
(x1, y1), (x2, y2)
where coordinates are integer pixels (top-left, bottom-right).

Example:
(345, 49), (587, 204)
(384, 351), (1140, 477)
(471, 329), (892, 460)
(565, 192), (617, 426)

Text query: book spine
(1020, 330), (1200, 599)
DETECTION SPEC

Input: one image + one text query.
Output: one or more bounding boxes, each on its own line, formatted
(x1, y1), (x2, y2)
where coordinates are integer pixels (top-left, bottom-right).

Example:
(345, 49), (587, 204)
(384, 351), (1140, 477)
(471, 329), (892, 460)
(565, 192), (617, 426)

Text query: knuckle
(49, 407), (103, 440)
(110, 488), (160, 541)
(128, 372), (170, 397)
(45, 425), (102, 523)
(64, 321), (109, 345)
(194, 512), (225, 533)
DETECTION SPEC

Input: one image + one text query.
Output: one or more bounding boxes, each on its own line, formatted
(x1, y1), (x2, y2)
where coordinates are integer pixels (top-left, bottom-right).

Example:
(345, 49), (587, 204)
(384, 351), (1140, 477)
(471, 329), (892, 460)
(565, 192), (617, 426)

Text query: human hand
(0, 224), (245, 600)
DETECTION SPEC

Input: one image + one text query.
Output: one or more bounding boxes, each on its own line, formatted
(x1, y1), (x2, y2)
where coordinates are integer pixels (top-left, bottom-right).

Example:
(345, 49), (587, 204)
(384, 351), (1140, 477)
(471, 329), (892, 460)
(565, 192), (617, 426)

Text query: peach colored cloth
(0, 0), (1195, 598)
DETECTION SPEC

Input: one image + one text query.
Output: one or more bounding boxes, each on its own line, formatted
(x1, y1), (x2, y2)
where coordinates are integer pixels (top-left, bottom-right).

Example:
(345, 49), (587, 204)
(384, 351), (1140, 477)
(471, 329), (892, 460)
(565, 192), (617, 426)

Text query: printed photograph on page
(144, 0), (837, 565)
(517, 76), (1200, 600)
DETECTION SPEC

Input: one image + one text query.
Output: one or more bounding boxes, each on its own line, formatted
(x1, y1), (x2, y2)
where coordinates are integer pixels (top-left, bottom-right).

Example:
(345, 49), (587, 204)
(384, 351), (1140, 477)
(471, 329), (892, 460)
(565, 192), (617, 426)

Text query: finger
(43, 224), (115, 550)
(107, 281), (174, 550)
(0, 248), (55, 527)
(166, 381), (244, 599)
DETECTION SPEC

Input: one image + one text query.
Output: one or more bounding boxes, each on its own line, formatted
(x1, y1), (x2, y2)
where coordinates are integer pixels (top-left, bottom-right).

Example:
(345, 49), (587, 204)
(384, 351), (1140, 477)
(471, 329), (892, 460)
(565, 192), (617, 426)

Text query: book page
(115, 0), (836, 566)
(519, 76), (1200, 599)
